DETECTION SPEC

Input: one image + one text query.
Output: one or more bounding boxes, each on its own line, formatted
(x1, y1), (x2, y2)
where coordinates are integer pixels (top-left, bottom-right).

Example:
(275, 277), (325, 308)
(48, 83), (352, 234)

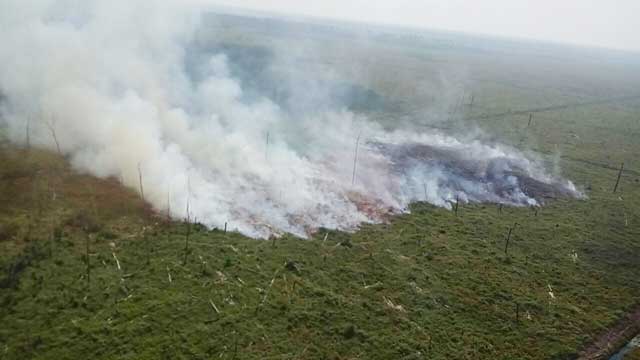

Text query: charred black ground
(375, 141), (579, 205)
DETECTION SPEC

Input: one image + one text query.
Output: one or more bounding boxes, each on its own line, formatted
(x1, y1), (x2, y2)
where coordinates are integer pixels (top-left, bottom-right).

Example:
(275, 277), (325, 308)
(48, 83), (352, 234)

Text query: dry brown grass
(0, 146), (156, 256)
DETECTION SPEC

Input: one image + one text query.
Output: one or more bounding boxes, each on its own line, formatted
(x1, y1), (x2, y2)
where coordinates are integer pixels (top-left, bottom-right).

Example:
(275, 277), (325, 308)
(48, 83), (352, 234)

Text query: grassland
(1, 113), (639, 360)
(2, 13), (640, 360)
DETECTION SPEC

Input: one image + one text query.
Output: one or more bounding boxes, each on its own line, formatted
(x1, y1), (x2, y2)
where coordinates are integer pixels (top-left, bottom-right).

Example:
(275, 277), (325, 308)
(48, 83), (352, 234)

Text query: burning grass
(0, 143), (638, 359)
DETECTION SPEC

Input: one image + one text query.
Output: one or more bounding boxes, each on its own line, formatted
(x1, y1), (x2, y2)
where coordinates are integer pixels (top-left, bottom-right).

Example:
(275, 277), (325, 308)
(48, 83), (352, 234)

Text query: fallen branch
(255, 268), (281, 314)
(209, 298), (220, 314)
(112, 252), (121, 271)
(383, 296), (406, 312)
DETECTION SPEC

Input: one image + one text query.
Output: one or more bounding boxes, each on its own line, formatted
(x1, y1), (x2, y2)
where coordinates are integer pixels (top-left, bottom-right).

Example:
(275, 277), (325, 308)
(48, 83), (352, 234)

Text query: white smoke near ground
(0, 0), (581, 238)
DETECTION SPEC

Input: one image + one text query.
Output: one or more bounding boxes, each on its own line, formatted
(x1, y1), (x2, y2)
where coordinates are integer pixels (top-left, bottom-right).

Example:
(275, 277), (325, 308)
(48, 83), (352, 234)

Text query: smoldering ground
(0, 1), (581, 238)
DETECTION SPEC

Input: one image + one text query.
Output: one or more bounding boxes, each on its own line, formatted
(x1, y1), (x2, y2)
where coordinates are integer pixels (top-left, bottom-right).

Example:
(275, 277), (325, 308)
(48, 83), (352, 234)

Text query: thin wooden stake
(504, 223), (517, 257)
(454, 195), (459, 216)
(85, 233), (91, 289)
(351, 133), (361, 186)
(137, 162), (145, 202)
(86, 183), (98, 217)
(233, 331), (239, 359)
(613, 162), (624, 193)
(423, 182), (428, 201)
(166, 187), (171, 220)
(144, 227), (150, 265)
(45, 115), (62, 156)
(527, 113), (533, 127)
(25, 116), (31, 150)
(255, 269), (280, 314)
(183, 176), (191, 265)
(183, 206), (191, 266)
(452, 96), (462, 117)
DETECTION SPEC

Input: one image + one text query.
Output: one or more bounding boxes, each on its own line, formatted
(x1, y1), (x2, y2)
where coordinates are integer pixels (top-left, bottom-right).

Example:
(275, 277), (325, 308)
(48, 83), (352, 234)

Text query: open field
(1, 12), (640, 360)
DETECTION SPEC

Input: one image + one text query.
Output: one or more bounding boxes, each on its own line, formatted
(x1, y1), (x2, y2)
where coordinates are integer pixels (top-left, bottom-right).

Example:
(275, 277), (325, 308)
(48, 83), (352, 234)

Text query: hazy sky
(197, 0), (640, 52)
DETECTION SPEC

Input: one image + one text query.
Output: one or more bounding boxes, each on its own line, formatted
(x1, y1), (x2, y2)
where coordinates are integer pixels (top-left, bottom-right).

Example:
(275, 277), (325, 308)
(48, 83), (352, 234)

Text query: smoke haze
(0, 0), (580, 238)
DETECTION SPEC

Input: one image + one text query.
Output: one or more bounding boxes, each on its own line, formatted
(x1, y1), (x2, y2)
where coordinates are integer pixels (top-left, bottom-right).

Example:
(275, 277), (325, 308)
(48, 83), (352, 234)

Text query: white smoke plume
(0, 0), (580, 238)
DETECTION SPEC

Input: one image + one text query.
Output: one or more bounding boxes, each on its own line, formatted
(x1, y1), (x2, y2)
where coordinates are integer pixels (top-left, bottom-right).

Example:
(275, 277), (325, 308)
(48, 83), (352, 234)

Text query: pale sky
(197, 0), (640, 52)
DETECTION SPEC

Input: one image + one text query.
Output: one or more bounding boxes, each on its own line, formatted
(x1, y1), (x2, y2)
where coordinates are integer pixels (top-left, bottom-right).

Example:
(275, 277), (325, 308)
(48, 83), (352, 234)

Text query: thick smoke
(0, 0), (580, 238)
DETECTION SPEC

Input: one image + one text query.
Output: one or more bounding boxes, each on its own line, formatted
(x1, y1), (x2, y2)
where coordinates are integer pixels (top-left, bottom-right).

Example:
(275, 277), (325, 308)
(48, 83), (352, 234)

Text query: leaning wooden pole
(613, 162), (624, 193)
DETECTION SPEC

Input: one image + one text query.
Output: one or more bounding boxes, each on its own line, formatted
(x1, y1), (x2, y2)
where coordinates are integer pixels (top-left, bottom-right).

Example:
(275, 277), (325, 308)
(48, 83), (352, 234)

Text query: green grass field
(1, 13), (640, 360)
